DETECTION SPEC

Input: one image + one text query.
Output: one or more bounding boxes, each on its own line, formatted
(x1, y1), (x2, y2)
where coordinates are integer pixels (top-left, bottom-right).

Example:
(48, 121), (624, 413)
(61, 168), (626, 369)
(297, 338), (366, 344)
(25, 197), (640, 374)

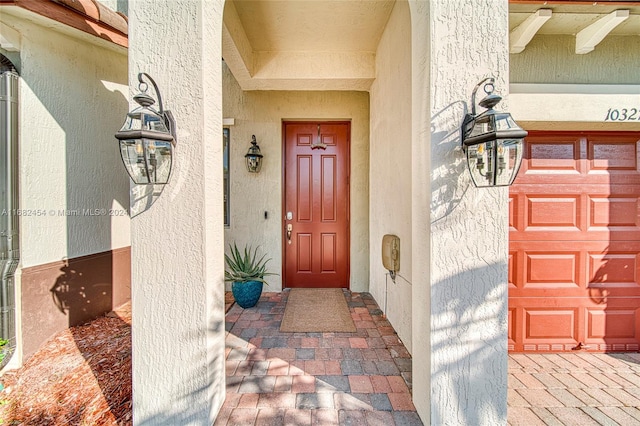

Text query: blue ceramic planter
(232, 280), (263, 308)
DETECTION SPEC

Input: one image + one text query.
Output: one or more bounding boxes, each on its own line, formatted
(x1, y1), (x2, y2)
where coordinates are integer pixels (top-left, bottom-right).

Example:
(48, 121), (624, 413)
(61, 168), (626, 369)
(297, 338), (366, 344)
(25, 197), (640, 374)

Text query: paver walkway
(509, 352), (640, 425)
(217, 291), (422, 425)
(220, 290), (640, 425)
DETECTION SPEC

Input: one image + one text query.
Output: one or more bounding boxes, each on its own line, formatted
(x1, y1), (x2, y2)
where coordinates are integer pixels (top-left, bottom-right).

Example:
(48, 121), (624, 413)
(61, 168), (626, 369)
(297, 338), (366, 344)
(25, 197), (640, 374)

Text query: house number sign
(605, 108), (640, 122)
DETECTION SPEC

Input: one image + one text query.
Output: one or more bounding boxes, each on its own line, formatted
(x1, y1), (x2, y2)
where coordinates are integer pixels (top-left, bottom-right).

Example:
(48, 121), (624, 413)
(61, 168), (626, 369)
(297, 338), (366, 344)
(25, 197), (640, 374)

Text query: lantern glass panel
(468, 114), (491, 139)
(494, 112), (518, 131)
(466, 141), (495, 187)
(119, 138), (173, 184)
(246, 155), (262, 173)
(494, 138), (523, 186)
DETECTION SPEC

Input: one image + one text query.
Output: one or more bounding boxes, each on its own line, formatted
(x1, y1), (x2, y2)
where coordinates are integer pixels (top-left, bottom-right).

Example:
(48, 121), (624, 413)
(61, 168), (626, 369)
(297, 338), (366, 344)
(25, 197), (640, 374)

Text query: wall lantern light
(115, 73), (176, 185)
(245, 135), (263, 173)
(461, 77), (528, 187)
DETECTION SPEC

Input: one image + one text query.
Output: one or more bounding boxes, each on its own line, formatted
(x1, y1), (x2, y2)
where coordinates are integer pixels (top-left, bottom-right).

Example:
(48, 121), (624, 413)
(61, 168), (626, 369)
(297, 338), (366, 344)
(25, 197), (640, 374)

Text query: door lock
(286, 223), (293, 245)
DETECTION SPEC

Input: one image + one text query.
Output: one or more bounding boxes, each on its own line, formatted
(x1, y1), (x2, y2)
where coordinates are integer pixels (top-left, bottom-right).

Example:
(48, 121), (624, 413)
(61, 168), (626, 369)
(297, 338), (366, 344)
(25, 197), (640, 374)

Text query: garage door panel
(510, 191), (640, 241)
(511, 243), (640, 297)
(589, 140), (638, 172)
(508, 251), (517, 288)
(589, 196), (640, 228)
(508, 308), (516, 351)
(586, 309), (637, 339)
(510, 132), (640, 352)
(509, 195), (517, 230)
(525, 309), (577, 340)
(510, 300), (640, 352)
(527, 196), (579, 228)
(526, 253), (579, 287)
(520, 308), (579, 352)
(527, 139), (580, 171)
(588, 252), (640, 287)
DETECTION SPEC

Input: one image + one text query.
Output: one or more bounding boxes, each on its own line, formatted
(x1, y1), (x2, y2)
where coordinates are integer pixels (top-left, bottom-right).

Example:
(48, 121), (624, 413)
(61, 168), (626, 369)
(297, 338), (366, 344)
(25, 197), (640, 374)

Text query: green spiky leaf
(224, 243), (277, 285)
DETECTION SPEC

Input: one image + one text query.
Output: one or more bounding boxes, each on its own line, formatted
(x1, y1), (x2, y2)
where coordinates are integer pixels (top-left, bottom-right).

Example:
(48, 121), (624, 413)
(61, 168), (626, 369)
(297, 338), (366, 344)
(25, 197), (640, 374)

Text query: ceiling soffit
(222, 0), (394, 91)
(223, 1), (640, 91)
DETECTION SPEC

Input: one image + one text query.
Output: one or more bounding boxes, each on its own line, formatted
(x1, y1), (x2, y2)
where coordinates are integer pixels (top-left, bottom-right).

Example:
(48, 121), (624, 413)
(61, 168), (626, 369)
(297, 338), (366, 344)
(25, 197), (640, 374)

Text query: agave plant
(224, 243), (276, 284)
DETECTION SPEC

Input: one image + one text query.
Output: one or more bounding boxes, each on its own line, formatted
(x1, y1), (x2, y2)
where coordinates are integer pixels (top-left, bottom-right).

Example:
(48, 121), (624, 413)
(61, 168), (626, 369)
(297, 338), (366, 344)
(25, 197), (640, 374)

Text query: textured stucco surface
(510, 86), (640, 131)
(511, 35), (640, 85)
(129, 0), (226, 424)
(0, 12), (131, 268)
(427, 0), (510, 424)
(509, 32), (639, 131)
(222, 63), (370, 292)
(369, 0), (413, 353)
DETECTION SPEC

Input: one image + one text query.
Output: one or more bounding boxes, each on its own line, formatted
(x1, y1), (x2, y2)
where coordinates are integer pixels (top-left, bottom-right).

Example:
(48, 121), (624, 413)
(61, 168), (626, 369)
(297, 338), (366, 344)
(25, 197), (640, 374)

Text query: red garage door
(509, 132), (640, 352)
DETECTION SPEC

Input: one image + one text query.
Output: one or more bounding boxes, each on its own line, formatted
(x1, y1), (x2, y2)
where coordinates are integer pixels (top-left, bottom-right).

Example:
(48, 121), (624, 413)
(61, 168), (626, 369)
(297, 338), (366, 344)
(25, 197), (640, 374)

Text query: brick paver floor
(217, 291), (423, 425)
(220, 290), (640, 425)
(508, 352), (640, 425)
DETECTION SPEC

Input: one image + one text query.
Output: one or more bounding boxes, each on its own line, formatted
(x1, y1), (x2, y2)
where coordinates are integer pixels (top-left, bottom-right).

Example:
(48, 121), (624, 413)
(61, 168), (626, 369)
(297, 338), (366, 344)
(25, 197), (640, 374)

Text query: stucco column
(412, 0), (510, 424)
(128, 1), (225, 424)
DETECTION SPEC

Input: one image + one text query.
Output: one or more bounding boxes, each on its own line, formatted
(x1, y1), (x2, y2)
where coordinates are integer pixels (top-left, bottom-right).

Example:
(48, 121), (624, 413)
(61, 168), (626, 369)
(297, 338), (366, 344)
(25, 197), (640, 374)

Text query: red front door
(283, 122), (350, 288)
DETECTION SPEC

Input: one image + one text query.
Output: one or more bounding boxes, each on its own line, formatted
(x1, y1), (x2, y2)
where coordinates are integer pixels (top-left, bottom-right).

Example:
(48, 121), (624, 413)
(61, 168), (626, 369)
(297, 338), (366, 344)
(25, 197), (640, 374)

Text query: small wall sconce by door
(461, 78), (528, 187)
(245, 135), (263, 173)
(115, 73), (176, 185)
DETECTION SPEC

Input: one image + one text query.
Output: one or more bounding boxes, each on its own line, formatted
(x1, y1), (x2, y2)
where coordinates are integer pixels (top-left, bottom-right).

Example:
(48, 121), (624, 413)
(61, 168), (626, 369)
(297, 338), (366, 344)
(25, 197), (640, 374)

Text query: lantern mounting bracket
(135, 72), (177, 146)
(461, 77), (501, 150)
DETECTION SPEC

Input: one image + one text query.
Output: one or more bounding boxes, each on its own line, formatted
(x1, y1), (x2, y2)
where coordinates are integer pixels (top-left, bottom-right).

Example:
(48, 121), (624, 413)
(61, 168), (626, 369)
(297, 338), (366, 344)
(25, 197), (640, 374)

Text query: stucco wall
(0, 14), (131, 268)
(369, 1), (413, 353)
(222, 62), (370, 292)
(1, 9), (131, 366)
(511, 35), (640, 84)
(128, 1), (226, 423)
(426, 0), (510, 424)
(510, 34), (640, 132)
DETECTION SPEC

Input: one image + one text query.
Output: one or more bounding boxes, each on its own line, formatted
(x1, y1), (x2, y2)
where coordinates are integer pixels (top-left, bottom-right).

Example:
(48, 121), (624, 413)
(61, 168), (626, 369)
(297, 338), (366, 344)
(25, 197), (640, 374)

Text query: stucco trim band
(20, 246), (131, 361)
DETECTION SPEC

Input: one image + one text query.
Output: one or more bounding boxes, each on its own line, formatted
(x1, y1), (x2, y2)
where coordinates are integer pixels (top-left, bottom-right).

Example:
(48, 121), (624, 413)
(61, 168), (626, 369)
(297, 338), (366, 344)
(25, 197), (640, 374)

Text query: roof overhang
(0, 0), (127, 50)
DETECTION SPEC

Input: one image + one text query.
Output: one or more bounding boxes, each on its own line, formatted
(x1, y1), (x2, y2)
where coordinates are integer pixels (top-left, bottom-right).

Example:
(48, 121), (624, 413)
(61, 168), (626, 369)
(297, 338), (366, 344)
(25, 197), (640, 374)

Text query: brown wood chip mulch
(0, 302), (132, 425)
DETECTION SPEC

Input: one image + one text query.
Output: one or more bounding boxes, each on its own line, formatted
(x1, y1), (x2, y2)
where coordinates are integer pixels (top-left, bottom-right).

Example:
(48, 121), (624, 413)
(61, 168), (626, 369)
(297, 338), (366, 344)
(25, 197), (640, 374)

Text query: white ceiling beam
(576, 10), (629, 55)
(0, 22), (21, 52)
(510, 9), (552, 54)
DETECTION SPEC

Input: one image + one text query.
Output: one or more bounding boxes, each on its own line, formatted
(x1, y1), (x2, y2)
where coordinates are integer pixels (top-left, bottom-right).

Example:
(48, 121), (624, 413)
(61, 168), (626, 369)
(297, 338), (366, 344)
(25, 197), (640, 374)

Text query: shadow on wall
(130, 184), (165, 217)
(430, 262), (509, 426)
(49, 254), (118, 327)
(428, 100), (508, 424)
(588, 245), (611, 306)
(17, 38), (131, 361)
(429, 100), (469, 225)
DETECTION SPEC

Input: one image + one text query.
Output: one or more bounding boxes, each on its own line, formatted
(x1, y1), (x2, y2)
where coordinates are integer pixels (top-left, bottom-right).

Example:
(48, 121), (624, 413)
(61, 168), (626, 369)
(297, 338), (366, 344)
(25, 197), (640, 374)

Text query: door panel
(284, 122), (350, 288)
(509, 132), (640, 352)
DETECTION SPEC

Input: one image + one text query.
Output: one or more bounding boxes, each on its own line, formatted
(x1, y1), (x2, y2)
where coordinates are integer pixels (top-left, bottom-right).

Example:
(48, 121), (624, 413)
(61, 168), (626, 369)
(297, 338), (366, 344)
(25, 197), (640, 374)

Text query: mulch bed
(0, 302), (132, 425)
(0, 293), (236, 425)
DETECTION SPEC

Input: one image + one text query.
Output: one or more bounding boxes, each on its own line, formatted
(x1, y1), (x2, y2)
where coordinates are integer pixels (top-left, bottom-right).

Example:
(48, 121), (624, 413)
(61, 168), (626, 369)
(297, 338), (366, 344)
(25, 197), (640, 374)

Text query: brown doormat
(280, 288), (356, 333)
